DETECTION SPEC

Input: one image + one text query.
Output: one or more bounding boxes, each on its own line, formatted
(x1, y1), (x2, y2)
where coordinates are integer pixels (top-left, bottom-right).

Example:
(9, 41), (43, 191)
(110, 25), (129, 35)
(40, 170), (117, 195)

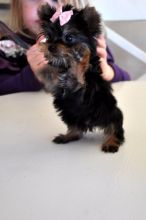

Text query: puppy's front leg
(53, 126), (83, 144)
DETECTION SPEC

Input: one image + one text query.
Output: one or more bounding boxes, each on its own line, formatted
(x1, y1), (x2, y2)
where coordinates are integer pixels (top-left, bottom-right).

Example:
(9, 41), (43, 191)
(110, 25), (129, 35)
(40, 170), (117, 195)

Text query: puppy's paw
(53, 134), (70, 144)
(102, 144), (119, 153)
(53, 133), (81, 144)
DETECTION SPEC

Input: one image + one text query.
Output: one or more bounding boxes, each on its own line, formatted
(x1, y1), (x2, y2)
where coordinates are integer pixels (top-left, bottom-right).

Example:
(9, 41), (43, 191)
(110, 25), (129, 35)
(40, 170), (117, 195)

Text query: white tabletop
(0, 81), (146, 220)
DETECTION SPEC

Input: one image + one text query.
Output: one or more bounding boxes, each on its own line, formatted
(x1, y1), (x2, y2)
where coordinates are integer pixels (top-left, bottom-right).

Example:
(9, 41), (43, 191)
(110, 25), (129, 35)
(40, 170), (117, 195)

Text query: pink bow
(50, 6), (73, 26)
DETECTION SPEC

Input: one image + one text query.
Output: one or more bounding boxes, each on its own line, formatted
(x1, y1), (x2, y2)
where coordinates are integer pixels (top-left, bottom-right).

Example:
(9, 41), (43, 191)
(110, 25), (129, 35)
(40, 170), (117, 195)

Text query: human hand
(96, 35), (115, 81)
(26, 43), (48, 82)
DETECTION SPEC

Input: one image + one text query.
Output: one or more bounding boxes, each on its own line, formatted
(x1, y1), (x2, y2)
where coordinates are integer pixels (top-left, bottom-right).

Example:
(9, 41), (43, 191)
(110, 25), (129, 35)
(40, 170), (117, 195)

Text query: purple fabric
(0, 49), (43, 95)
(0, 65), (42, 95)
(106, 46), (131, 82)
(0, 34), (130, 95)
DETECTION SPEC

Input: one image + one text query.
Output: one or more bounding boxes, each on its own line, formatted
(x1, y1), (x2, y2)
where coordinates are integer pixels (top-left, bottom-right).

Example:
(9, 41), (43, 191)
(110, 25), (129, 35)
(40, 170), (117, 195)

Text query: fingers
(95, 36), (114, 81)
(97, 35), (106, 49)
(26, 44), (42, 59)
(26, 43), (48, 75)
(96, 35), (107, 60)
(27, 44), (47, 63)
(96, 47), (107, 60)
(100, 61), (115, 81)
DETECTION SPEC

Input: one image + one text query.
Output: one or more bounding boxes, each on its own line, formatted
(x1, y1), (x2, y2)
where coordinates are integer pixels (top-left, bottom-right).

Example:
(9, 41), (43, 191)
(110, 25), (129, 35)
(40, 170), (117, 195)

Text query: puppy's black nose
(48, 44), (57, 53)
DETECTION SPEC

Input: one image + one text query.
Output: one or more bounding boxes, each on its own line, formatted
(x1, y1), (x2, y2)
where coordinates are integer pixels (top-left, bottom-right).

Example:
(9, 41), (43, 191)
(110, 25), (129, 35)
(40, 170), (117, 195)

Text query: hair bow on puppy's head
(50, 5), (73, 26)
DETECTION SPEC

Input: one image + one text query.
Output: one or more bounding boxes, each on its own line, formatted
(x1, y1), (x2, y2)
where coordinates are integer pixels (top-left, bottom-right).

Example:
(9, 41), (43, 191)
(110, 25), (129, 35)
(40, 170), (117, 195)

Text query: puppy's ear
(38, 3), (56, 22)
(81, 6), (102, 36)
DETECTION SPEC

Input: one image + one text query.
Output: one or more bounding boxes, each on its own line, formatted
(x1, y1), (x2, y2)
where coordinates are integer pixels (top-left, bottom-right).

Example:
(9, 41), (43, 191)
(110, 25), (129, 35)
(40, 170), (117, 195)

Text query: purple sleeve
(106, 46), (131, 82)
(0, 66), (43, 95)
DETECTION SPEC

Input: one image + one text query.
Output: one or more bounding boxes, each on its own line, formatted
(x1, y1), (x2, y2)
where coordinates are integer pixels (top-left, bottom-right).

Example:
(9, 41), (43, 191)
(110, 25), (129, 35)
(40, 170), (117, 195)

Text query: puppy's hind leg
(53, 126), (83, 144)
(102, 108), (125, 153)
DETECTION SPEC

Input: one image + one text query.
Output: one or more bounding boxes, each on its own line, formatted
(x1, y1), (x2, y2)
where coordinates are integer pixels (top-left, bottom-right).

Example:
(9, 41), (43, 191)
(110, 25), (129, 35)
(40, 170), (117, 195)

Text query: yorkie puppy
(35, 4), (125, 153)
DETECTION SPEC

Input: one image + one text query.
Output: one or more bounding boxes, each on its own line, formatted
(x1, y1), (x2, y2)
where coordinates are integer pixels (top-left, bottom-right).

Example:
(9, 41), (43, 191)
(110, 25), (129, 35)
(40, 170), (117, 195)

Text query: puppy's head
(37, 4), (102, 93)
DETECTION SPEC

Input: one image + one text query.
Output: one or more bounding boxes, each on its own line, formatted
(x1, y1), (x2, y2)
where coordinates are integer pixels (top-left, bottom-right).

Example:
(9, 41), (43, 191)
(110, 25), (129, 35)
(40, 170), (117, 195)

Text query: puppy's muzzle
(48, 56), (71, 69)
(47, 42), (90, 70)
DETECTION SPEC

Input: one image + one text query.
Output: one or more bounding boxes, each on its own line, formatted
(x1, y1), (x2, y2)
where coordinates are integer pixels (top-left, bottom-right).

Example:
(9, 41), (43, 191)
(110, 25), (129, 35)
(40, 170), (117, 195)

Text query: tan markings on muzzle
(72, 48), (91, 85)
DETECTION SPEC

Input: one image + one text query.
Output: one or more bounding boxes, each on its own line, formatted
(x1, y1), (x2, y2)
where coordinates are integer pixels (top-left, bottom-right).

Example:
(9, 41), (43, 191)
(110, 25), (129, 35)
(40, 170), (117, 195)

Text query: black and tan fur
(35, 4), (125, 153)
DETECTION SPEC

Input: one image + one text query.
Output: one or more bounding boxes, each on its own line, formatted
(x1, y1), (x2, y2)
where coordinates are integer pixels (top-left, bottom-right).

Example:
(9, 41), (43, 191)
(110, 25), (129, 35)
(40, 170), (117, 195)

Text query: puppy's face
(37, 4), (102, 93)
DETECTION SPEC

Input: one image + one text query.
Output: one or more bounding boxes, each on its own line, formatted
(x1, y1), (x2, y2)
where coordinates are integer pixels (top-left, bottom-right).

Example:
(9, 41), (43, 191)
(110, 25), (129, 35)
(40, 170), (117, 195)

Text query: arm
(106, 46), (131, 82)
(0, 37), (42, 95)
(96, 36), (131, 82)
(0, 42), (49, 95)
(0, 65), (42, 95)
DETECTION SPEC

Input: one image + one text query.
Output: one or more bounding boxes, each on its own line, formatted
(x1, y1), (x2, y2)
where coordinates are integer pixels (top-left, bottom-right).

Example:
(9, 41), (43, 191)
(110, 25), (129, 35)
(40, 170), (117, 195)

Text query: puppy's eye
(65, 34), (74, 43)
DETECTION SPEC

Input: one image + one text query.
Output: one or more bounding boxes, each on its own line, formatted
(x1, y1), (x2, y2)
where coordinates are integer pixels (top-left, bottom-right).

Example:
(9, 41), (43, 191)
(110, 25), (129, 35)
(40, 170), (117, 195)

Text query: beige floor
(0, 81), (146, 220)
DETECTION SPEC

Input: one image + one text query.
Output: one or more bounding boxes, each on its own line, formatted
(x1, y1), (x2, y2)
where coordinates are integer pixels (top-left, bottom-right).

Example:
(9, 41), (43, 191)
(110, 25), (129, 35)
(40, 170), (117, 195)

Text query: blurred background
(0, 0), (9, 24)
(92, 0), (146, 80)
(0, 0), (146, 80)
